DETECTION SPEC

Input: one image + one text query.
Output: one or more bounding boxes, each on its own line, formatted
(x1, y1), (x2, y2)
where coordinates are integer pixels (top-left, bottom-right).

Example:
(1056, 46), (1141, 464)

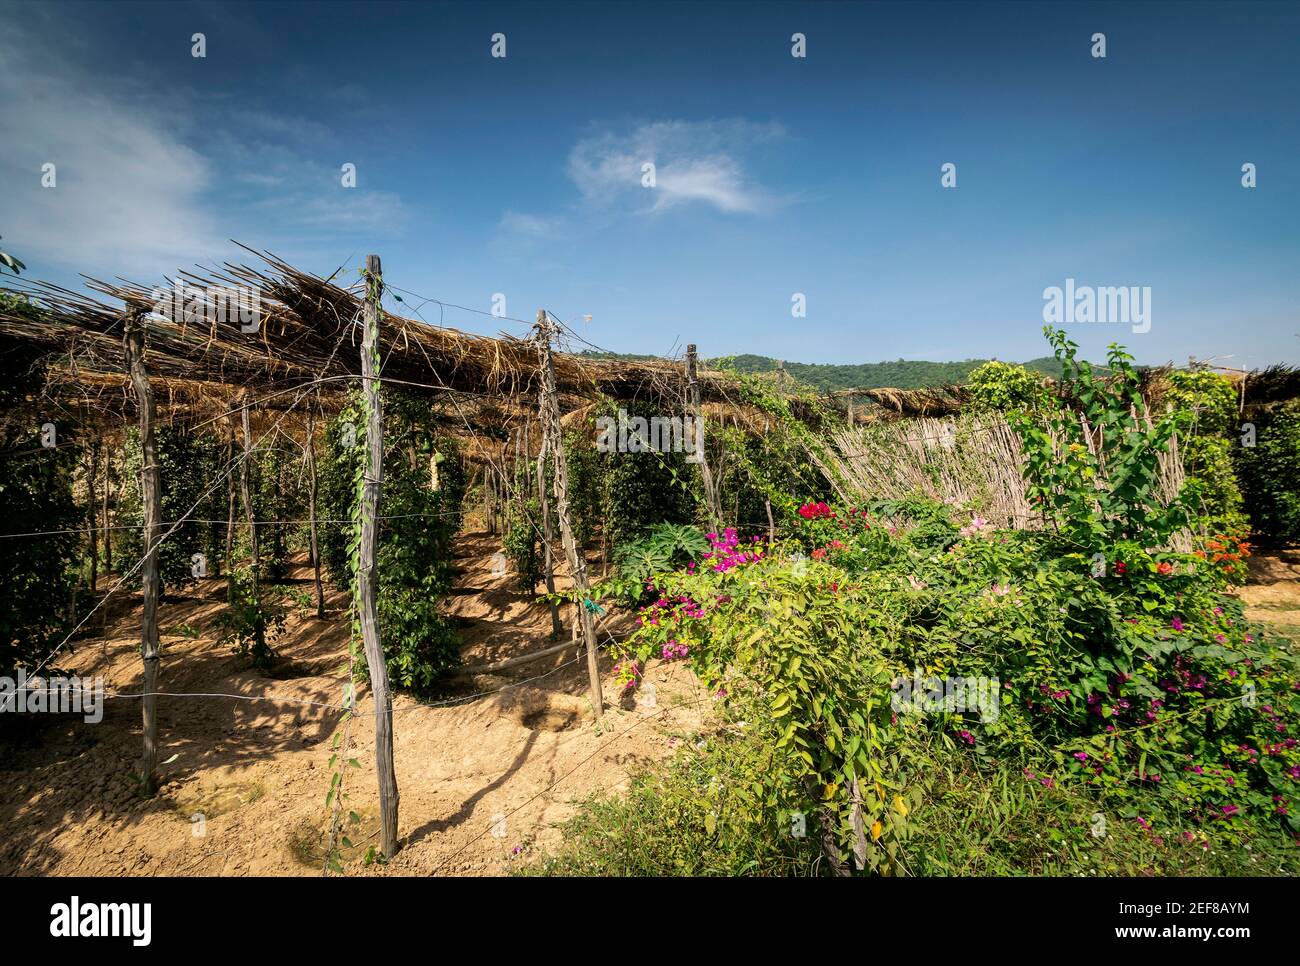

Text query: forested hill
(722, 354), (1065, 391)
(577, 351), (1065, 392)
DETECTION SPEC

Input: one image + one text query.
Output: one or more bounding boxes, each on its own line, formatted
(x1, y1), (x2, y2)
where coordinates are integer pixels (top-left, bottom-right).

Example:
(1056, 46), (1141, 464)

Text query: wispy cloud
(567, 119), (785, 215)
(0, 24), (224, 278)
(0, 18), (406, 282)
(498, 118), (786, 244)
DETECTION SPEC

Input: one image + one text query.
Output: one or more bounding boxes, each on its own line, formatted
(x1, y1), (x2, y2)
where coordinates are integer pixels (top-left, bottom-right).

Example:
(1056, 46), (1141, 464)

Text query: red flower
(1114, 560), (1127, 575)
(1157, 562), (1173, 576)
(797, 502), (833, 520)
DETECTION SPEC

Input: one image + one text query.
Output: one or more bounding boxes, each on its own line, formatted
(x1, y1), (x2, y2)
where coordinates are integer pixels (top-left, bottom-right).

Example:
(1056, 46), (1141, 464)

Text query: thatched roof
(827, 362), (1300, 422)
(827, 384), (971, 418)
(0, 246), (737, 422)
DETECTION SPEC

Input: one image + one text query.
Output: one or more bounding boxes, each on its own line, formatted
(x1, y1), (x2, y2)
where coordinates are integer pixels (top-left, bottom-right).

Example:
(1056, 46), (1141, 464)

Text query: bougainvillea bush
(602, 497), (1298, 874)
(589, 331), (1299, 875)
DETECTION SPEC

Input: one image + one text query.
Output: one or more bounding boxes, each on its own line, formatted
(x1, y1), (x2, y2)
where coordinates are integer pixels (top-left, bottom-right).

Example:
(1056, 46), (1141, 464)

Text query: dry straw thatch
(815, 410), (1189, 545)
(817, 414), (1036, 528)
(0, 246), (738, 426)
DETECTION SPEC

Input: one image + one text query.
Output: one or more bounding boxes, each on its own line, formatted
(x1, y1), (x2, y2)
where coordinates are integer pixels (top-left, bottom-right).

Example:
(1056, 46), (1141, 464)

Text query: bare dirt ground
(1240, 550), (1300, 647)
(0, 532), (712, 877)
(7, 533), (1295, 879)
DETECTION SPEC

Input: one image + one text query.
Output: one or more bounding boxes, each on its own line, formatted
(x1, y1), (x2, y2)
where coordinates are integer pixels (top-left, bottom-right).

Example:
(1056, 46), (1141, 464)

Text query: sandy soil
(0, 532), (711, 877)
(1240, 550), (1300, 646)
(7, 532), (1294, 879)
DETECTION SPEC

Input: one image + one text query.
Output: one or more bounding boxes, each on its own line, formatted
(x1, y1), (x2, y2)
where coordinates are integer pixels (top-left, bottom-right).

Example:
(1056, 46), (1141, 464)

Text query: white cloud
(566, 119), (784, 215)
(0, 19), (406, 282)
(0, 25), (225, 278)
(498, 210), (564, 236)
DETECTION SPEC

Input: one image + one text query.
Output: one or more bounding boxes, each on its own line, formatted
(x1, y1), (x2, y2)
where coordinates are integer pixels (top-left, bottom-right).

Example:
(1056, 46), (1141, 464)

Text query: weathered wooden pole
(535, 310), (603, 715)
(223, 429), (237, 599)
(535, 425), (563, 639)
(305, 409), (325, 619)
(86, 440), (99, 594)
(122, 307), (162, 795)
(101, 447), (113, 575)
(358, 254), (400, 858)
(686, 344), (722, 528)
(238, 394), (266, 655)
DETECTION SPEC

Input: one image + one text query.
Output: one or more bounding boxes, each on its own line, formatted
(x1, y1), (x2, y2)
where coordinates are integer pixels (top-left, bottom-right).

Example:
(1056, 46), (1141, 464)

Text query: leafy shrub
(1165, 370), (1238, 436)
(522, 730), (822, 876)
(559, 402), (698, 561)
(217, 566), (285, 671)
(1163, 370), (1248, 540)
(117, 426), (227, 591)
(1236, 399), (1300, 545)
(603, 523), (710, 602)
(1011, 328), (1197, 550)
(501, 495), (540, 593)
(0, 330), (80, 677)
(592, 330), (1300, 876)
(319, 390), (466, 693)
(967, 360), (1043, 412)
(254, 441), (307, 584)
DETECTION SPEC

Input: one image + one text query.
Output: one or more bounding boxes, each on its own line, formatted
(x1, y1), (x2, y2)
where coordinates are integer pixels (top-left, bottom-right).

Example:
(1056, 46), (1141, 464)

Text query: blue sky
(2, 0), (1297, 367)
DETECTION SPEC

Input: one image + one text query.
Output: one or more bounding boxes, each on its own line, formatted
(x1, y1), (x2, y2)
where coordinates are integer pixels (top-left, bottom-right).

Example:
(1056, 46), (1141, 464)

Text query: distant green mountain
(577, 350), (1065, 393)
(721, 354), (1066, 392)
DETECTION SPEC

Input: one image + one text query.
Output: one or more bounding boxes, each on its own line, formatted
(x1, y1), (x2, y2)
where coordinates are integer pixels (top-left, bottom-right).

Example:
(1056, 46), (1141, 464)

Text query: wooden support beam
(122, 308), (162, 795)
(101, 446), (113, 576)
(86, 440), (99, 594)
(536, 422), (563, 640)
(223, 430), (236, 602)
(305, 409), (326, 619)
(358, 254), (400, 858)
(686, 344), (722, 528)
(535, 310), (603, 716)
(238, 394), (266, 657)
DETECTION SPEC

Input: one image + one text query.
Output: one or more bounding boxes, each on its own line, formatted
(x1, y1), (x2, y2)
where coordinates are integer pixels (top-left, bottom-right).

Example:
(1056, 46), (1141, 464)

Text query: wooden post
(536, 425), (563, 639)
(535, 310), (603, 715)
(223, 430), (237, 600)
(358, 254), (400, 858)
(238, 395), (266, 655)
(122, 308), (162, 795)
(86, 440), (99, 594)
(305, 410), (325, 619)
(101, 446), (113, 576)
(686, 344), (722, 528)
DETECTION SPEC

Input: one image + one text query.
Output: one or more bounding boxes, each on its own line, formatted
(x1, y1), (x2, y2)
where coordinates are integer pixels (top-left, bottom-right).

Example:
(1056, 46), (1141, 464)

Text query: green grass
(520, 731), (1300, 877)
